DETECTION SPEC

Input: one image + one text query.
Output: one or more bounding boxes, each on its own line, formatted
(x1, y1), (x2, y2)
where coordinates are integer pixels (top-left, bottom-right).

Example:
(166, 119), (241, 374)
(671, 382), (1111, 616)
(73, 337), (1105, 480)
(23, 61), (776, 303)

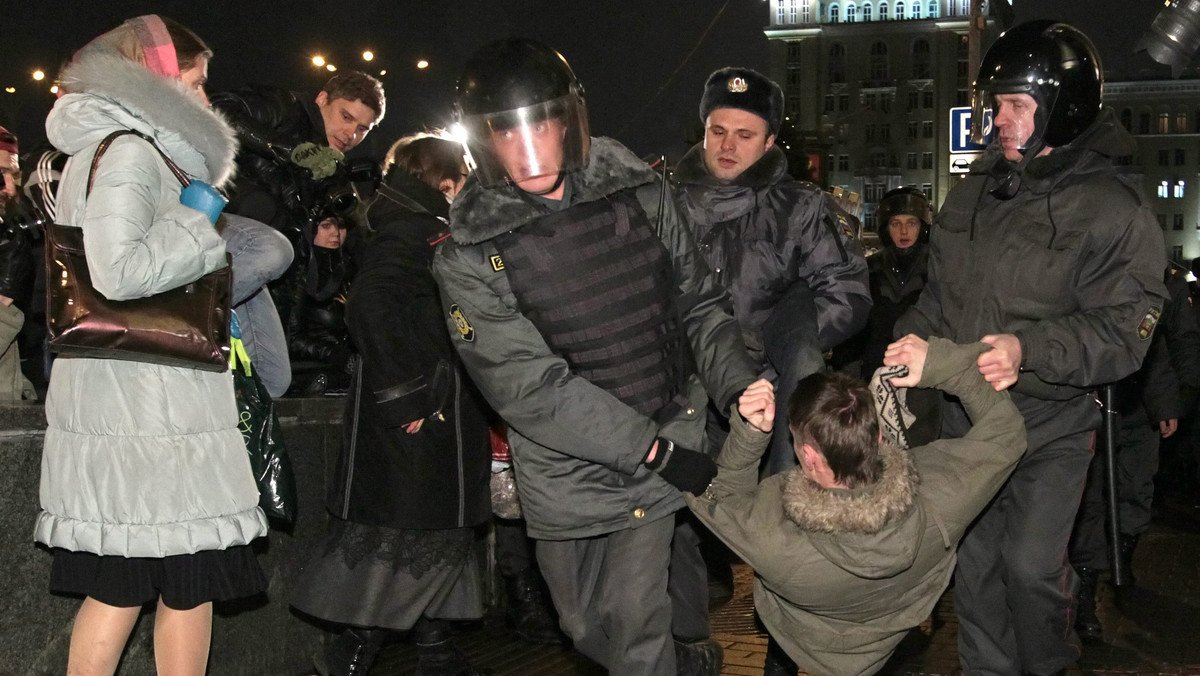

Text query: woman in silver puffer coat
(34, 15), (268, 674)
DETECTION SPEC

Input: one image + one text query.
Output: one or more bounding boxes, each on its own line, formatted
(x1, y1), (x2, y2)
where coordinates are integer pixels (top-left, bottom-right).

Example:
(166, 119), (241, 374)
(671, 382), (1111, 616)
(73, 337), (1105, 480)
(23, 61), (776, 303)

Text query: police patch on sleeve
(490, 254), (504, 271)
(836, 212), (854, 238)
(450, 304), (475, 342)
(1137, 306), (1161, 341)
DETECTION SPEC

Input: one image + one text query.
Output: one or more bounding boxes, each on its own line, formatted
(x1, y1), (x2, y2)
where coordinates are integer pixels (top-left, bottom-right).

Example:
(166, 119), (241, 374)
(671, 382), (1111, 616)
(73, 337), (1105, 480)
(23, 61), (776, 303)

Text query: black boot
(1074, 567), (1104, 644)
(413, 617), (493, 676)
(763, 634), (799, 676)
(316, 627), (389, 676)
(674, 638), (723, 676)
(1117, 533), (1140, 587)
(504, 569), (566, 645)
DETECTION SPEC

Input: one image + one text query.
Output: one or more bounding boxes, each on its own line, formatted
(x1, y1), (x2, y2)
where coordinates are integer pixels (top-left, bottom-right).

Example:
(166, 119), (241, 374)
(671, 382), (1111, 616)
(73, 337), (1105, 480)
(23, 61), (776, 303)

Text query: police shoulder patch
(490, 254), (504, 271)
(1137, 306), (1161, 341)
(450, 304), (475, 342)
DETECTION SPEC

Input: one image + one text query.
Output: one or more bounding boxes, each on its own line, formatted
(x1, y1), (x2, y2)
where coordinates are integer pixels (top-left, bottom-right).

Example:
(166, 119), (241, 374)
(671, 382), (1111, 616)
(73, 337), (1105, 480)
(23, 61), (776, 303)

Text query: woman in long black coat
(291, 134), (491, 676)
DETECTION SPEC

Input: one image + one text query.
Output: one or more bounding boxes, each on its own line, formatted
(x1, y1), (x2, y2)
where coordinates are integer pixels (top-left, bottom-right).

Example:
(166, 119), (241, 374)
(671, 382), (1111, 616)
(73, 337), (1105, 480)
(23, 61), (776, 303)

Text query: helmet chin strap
(989, 137), (1044, 201)
(515, 171), (566, 197)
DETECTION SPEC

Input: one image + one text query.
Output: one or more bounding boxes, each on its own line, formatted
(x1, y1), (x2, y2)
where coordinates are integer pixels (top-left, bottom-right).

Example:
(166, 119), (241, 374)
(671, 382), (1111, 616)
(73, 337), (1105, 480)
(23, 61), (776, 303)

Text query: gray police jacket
(897, 109), (1167, 443)
(433, 137), (756, 540)
(673, 144), (870, 357)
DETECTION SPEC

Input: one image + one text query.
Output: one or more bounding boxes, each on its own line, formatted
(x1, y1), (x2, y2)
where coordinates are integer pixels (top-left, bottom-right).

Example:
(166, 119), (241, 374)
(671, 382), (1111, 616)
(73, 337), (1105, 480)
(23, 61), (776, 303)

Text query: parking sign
(949, 107), (994, 153)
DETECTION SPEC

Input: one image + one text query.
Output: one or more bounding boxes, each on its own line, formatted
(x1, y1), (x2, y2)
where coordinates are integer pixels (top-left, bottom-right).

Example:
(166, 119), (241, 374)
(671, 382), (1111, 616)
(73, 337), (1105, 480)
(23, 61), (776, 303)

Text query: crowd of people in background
(3, 11), (1200, 676)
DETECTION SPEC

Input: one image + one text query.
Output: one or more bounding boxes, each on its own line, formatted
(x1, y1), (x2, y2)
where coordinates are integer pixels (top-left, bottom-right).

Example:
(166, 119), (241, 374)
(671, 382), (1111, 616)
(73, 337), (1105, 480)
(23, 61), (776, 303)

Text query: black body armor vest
(493, 190), (688, 416)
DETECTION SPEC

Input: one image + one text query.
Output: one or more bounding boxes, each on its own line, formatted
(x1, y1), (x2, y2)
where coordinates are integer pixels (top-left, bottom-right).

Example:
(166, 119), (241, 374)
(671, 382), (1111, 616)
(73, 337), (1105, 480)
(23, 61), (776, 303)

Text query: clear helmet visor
(970, 82), (1055, 155)
(459, 93), (590, 191)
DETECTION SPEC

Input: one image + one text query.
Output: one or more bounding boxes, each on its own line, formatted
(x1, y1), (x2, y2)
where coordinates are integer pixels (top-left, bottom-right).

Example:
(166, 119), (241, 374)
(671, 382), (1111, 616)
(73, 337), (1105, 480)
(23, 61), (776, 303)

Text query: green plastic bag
(231, 312), (297, 523)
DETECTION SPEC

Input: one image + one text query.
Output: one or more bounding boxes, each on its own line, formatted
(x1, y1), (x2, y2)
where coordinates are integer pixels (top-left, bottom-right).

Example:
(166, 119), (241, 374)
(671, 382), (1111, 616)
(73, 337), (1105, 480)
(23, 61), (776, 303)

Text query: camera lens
(1137, 0), (1200, 77)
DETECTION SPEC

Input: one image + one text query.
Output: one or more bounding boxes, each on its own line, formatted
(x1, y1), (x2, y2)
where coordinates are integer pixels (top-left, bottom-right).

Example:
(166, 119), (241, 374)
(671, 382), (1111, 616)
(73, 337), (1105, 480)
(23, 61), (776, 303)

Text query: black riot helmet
(970, 21), (1103, 154)
(454, 38), (590, 190)
(875, 187), (932, 247)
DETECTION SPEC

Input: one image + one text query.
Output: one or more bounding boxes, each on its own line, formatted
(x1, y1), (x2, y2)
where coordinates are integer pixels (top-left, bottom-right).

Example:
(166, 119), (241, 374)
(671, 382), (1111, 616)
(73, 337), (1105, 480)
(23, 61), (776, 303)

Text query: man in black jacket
(896, 22), (1166, 674)
(673, 67), (870, 477)
(211, 71), (385, 242)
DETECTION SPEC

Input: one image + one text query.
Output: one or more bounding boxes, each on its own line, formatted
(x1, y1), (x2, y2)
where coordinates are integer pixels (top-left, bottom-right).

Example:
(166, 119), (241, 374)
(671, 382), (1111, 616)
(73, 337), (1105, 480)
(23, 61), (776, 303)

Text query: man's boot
(504, 568), (566, 645)
(1118, 533), (1140, 587)
(1074, 567), (1104, 644)
(413, 617), (493, 676)
(674, 638), (723, 676)
(315, 627), (389, 676)
(762, 634), (799, 676)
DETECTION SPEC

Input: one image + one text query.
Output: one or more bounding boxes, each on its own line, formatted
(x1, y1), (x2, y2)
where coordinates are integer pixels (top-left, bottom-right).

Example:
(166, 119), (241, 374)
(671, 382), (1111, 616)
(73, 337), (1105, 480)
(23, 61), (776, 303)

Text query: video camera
(275, 142), (381, 230)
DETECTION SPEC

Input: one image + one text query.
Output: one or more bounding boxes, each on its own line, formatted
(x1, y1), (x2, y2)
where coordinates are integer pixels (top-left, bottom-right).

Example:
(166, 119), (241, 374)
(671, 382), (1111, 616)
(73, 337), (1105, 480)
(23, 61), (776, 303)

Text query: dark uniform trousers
(1072, 407), (1161, 571)
(948, 402), (1094, 675)
(536, 514), (677, 676)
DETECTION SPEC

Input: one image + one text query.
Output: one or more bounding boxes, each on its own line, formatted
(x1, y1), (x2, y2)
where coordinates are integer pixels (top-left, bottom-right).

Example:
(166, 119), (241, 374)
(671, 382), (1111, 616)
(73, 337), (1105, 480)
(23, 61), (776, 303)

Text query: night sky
(0, 0), (1179, 162)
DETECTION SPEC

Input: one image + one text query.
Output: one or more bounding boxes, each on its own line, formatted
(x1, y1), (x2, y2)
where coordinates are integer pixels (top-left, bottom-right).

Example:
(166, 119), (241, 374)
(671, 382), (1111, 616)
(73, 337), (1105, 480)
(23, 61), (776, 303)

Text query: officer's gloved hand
(643, 437), (717, 495)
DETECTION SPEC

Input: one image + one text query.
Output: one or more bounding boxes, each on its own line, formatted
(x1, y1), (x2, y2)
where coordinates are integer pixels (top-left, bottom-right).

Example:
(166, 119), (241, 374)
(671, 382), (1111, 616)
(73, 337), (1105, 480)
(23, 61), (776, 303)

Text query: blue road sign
(949, 107), (994, 153)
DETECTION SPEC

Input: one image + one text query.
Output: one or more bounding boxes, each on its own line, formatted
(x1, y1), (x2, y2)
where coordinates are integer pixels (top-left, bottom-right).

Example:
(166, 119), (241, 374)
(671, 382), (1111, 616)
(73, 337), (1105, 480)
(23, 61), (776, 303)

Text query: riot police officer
(896, 22), (1167, 674)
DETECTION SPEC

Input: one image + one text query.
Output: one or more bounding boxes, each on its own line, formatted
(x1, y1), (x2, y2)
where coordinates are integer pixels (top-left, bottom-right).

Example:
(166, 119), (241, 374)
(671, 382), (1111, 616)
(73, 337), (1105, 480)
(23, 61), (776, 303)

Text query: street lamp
(362, 51), (374, 61)
(326, 64), (337, 72)
(312, 55), (326, 67)
(32, 70), (45, 81)
(417, 60), (429, 69)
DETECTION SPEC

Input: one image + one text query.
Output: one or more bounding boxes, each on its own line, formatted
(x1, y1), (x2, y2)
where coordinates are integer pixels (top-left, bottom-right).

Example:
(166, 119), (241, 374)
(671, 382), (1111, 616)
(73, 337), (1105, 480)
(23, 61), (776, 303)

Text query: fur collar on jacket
(673, 142), (789, 189)
(781, 444), (917, 534)
(448, 136), (656, 245)
(50, 47), (237, 187)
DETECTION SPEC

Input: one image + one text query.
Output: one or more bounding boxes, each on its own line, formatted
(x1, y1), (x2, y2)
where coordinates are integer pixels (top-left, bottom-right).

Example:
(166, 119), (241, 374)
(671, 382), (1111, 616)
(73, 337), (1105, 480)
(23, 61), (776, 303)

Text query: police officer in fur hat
(674, 68), (870, 475)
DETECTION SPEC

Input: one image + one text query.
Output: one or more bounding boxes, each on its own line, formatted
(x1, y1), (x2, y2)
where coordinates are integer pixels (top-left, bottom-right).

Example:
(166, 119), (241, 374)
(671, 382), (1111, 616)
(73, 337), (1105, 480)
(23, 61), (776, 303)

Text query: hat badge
(727, 77), (748, 93)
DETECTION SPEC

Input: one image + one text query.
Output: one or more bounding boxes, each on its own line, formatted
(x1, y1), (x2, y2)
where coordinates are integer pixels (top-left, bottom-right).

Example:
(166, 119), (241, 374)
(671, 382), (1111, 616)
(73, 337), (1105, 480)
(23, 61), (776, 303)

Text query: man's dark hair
(322, 71), (386, 122)
(787, 371), (882, 489)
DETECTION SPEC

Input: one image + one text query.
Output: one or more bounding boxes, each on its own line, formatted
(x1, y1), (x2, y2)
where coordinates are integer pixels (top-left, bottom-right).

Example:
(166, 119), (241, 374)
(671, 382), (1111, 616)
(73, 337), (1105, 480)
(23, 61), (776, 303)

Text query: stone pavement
(370, 493), (1200, 675)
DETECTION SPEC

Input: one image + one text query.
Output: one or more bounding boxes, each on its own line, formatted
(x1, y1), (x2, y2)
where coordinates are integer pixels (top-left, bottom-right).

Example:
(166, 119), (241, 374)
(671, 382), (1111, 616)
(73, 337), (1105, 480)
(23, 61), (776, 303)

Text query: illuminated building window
(1158, 181), (1169, 199)
(1174, 180), (1186, 198)
(1158, 112), (1170, 134)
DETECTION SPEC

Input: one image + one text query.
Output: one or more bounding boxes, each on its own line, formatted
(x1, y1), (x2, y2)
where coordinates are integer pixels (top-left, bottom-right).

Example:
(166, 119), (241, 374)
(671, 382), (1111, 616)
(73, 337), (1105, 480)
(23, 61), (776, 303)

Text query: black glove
(644, 438), (717, 495)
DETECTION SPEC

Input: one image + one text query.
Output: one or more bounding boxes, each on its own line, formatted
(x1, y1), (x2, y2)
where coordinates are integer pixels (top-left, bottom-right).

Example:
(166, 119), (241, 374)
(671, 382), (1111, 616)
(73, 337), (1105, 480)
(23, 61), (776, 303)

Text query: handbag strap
(86, 129), (192, 196)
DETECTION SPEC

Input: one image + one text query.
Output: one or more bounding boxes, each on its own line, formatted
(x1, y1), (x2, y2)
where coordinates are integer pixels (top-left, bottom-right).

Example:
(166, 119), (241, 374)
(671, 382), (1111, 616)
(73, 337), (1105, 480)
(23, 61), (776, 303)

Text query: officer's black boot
(674, 638), (723, 676)
(1118, 533), (1140, 587)
(504, 568), (566, 645)
(413, 617), (493, 676)
(316, 626), (389, 676)
(1074, 567), (1104, 644)
(762, 634), (799, 676)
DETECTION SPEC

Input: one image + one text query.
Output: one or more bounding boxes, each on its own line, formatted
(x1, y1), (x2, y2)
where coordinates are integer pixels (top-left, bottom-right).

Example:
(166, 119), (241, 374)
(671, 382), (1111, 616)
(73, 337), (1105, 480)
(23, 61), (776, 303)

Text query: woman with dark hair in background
(34, 15), (268, 675)
(291, 133), (491, 676)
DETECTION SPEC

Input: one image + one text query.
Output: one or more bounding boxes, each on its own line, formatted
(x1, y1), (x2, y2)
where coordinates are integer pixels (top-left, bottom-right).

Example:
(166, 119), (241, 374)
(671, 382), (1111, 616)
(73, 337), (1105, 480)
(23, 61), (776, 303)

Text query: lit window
(1175, 180), (1186, 198)
(1159, 181), (1170, 199)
